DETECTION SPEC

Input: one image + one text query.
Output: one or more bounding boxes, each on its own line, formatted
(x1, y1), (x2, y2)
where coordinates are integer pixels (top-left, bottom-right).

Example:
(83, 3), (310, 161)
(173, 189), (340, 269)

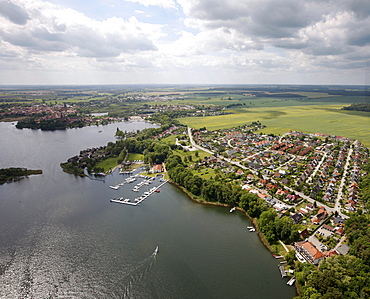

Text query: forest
(341, 103), (370, 112)
(0, 168), (42, 184)
(16, 118), (84, 130)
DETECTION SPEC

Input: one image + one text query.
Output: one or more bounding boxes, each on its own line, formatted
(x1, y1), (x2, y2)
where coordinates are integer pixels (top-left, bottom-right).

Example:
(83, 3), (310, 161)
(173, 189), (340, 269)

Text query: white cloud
(125, 0), (177, 9)
(0, 0), (368, 84)
(0, 0), (162, 58)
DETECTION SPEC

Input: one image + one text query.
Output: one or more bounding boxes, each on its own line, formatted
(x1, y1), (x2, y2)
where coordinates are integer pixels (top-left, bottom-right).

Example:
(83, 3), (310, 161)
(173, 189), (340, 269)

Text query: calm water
(0, 122), (296, 298)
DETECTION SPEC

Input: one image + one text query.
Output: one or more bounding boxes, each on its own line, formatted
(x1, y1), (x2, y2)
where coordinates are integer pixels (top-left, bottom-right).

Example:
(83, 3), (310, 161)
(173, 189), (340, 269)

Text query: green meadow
(179, 104), (370, 147)
(127, 153), (144, 161)
(95, 157), (118, 172)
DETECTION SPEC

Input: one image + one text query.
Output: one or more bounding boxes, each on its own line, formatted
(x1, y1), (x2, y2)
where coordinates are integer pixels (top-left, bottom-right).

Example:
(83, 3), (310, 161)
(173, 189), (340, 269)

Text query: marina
(110, 174), (168, 206)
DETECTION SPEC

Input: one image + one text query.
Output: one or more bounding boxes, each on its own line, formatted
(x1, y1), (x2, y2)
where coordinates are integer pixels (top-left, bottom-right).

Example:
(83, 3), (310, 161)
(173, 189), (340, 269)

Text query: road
(335, 142), (355, 212)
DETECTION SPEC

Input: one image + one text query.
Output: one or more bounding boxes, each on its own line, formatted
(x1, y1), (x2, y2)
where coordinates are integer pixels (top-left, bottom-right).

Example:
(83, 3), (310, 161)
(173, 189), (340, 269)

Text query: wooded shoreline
(0, 168), (43, 185)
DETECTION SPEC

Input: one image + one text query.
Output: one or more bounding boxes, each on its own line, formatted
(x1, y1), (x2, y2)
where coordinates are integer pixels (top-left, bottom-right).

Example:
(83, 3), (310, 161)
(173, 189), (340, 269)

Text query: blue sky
(0, 0), (369, 85)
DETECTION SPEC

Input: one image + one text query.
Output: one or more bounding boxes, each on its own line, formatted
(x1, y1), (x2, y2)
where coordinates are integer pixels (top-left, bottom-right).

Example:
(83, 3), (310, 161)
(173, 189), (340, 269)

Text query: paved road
(335, 142), (355, 212)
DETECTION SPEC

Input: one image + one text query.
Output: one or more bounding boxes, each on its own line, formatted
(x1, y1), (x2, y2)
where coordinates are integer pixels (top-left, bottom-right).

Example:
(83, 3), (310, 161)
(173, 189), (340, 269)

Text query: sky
(0, 0), (369, 85)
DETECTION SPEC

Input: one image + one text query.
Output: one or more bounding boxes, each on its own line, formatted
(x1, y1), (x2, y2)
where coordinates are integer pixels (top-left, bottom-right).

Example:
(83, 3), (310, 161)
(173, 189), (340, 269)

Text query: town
(153, 122), (368, 266)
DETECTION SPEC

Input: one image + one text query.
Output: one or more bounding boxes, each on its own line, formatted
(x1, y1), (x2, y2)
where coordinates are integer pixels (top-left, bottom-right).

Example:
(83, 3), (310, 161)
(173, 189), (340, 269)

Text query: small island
(0, 168), (43, 184)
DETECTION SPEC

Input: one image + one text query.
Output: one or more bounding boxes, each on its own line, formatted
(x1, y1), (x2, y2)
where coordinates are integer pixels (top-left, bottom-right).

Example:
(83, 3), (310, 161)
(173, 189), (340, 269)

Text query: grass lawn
(160, 135), (178, 145)
(172, 149), (211, 162)
(95, 157), (118, 172)
(192, 168), (217, 179)
(127, 153), (144, 161)
(179, 104), (370, 147)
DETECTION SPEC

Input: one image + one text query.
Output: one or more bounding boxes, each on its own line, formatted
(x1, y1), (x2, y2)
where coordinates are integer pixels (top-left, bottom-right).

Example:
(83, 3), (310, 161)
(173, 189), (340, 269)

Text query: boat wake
(118, 247), (159, 298)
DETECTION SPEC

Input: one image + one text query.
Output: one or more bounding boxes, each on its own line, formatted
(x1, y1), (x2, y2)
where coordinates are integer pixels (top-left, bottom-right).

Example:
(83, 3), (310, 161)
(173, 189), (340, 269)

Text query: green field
(172, 149), (211, 161)
(127, 153), (144, 161)
(179, 104), (370, 147)
(95, 157), (118, 172)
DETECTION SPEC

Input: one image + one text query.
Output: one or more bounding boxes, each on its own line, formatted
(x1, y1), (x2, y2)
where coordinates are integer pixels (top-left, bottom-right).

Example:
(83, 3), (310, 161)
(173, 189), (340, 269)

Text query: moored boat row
(110, 179), (168, 206)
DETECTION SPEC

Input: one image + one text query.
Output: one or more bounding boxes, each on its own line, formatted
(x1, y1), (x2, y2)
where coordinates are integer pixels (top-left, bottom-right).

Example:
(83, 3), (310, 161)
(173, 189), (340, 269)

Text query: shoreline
(169, 180), (298, 294)
(169, 181), (273, 252)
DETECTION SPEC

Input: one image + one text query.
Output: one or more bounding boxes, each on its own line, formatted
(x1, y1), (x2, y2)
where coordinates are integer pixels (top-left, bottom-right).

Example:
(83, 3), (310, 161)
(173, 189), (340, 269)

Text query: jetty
(110, 180), (168, 206)
(278, 265), (287, 278)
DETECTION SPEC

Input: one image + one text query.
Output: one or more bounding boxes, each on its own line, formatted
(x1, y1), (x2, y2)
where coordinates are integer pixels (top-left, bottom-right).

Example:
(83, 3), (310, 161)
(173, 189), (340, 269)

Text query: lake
(0, 121), (296, 298)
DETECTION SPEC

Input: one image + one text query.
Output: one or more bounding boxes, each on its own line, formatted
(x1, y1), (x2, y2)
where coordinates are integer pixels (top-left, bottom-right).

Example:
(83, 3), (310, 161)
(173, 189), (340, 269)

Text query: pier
(278, 265), (287, 278)
(110, 179), (168, 206)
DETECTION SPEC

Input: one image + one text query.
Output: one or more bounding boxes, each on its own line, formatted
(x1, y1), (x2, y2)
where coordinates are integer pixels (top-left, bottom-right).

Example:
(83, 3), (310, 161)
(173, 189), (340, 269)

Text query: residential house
(290, 213), (303, 224)
(152, 164), (164, 173)
(312, 207), (328, 225)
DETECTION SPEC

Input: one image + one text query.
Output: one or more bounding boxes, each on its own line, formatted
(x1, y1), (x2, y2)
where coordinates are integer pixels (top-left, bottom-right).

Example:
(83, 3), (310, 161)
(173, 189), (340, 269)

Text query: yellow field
(179, 105), (370, 147)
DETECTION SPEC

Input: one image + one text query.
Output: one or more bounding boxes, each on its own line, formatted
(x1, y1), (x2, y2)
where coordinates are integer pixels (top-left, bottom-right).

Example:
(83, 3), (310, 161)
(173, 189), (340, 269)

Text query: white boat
(249, 228), (256, 232)
(109, 185), (119, 190)
(287, 277), (295, 286)
(247, 226), (254, 229)
(273, 255), (283, 259)
(230, 207), (236, 213)
(154, 246), (159, 255)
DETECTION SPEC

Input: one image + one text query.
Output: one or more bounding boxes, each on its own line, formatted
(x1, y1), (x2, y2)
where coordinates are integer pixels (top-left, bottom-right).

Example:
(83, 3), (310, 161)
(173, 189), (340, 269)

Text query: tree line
(166, 154), (300, 245)
(0, 167), (42, 184)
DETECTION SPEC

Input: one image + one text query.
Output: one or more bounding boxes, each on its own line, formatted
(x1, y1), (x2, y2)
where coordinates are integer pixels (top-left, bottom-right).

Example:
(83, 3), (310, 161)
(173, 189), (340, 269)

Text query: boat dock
(278, 265), (287, 278)
(109, 175), (138, 190)
(110, 180), (168, 206)
(110, 198), (137, 205)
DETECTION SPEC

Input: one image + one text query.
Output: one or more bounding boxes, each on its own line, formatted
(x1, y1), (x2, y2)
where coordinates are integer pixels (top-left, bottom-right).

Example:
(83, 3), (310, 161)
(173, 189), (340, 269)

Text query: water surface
(0, 122), (296, 298)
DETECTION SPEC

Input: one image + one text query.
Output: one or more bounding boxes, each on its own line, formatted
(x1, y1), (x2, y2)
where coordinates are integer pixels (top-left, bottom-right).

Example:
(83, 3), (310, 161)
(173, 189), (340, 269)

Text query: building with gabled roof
(294, 241), (325, 265)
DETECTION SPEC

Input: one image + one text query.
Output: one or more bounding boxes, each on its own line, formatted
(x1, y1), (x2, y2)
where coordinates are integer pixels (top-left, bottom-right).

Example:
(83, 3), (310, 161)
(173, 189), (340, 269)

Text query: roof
(336, 244), (350, 255)
(322, 224), (334, 231)
(299, 241), (325, 260)
(153, 164), (163, 171)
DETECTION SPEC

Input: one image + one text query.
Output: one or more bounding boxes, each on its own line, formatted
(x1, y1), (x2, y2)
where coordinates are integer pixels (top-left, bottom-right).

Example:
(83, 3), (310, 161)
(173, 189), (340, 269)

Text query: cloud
(0, 0), (368, 84)
(0, 0), (160, 58)
(125, 0), (177, 9)
(178, 0), (370, 63)
(0, 0), (29, 25)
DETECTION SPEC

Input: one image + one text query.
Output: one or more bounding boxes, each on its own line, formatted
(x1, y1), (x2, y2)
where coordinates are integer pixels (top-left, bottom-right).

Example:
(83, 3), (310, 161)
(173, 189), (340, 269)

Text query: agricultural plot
(179, 104), (370, 147)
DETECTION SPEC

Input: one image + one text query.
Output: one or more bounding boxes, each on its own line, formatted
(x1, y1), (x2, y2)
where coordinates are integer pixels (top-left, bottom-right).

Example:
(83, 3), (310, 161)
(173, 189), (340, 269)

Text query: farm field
(179, 104), (370, 147)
